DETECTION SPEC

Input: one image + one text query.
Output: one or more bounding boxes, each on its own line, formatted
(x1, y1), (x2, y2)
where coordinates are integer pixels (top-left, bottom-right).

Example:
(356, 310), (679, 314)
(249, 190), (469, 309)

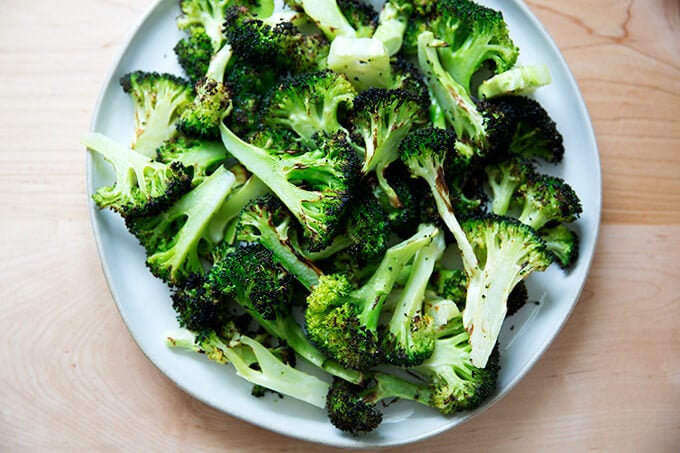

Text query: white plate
(86, 0), (601, 447)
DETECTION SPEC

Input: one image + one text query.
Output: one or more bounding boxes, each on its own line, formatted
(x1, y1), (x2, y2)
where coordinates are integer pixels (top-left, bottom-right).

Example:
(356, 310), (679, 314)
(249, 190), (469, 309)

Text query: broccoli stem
(386, 227), (444, 339)
(353, 224), (439, 330)
(205, 43), (233, 82)
(417, 31), (484, 144)
(365, 371), (433, 405)
(463, 239), (528, 367)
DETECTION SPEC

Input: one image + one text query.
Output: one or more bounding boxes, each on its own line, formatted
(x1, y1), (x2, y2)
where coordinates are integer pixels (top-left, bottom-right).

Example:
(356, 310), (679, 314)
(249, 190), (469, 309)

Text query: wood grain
(1, 0), (679, 451)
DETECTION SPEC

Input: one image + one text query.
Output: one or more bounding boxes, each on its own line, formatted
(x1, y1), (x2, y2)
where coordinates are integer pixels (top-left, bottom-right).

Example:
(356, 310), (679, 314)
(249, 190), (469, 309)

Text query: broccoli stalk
(372, 0), (412, 56)
(305, 224), (441, 370)
(236, 195), (322, 290)
(128, 165), (237, 285)
(461, 215), (553, 367)
(83, 132), (192, 219)
(382, 226), (446, 367)
(399, 127), (479, 271)
(167, 326), (330, 408)
(478, 64), (552, 99)
(219, 121), (360, 249)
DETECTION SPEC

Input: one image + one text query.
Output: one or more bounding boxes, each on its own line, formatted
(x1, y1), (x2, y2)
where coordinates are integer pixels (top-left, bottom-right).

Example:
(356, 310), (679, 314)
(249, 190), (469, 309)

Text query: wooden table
(2, 1), (679, 451)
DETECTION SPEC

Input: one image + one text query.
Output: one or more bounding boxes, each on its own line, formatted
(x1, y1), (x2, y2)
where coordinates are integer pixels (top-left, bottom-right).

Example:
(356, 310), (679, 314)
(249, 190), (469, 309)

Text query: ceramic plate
(86, 0), (601, 447)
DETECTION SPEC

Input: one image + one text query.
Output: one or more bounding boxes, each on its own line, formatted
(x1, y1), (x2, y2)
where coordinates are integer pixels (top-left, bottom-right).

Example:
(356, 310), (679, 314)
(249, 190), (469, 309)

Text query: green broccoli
(127, 165), (237, 285)
(155, 135), (230, 185)
(461, 215), (553, 367)
(167, 322), (331, 409)
(236, 195), (322, 290)
(515, 173), (582, 230)
(491, 95), (565, 164)
(539, 223), (580, 269)
(427, 0), (519, 95)
(416, 31), (511, 154)
(174, 26), (214, 85)
(259, 70), (356, 147)
(119, 71), (194, 158)
(478, 64), (552, 100)
(382, 226), (446, 367)
(347, 87), (430, 207)
(83, 132), (192, 220)
(305, 224), (441, 370)
(219, 118), (360, 249)
(484, 157), (537, 216)
(285, 0), (375, 40)
(224, 5), (330, 75)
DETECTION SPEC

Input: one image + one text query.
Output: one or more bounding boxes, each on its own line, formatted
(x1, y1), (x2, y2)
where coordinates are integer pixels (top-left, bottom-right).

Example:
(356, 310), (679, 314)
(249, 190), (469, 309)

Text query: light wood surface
(1, 0), (679, 451)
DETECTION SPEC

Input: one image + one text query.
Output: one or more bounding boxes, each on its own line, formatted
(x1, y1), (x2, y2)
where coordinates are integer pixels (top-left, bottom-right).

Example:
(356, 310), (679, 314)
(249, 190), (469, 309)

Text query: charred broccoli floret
(83, 132), (192, 219)
(305, 224), (440, 370)
(120, 71), (194, 158)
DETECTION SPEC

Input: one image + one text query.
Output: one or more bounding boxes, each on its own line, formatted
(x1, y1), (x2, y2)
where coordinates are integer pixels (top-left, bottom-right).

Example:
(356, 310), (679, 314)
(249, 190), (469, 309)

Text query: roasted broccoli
(347, 87), (430, 207)
(83, 132), (192, 219)
(515, 173), (582, 230)
(382, 226), (445, 367)
(155, 135), (229, 184)
(167, 322), (331, 408)
(120, 71), (194, 158)
(259, 70), (356, 147)
(127, 165), (237, 285)
(539, 223), (580, 269)
(219, 120), (360, 249)
(461, 215), (553, 367)
(484, 157), (537, 216)
(305, 224), (440, 370)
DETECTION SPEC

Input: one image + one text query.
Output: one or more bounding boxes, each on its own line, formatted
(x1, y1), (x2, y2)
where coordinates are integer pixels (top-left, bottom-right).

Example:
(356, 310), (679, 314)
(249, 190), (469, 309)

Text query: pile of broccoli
(84, 0), (582, 435)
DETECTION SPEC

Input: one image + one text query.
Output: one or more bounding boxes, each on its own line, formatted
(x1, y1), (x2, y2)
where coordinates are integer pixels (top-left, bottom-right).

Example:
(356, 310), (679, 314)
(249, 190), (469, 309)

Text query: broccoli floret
(539, 223), (580, 269)
(177, 78), (233, 140)
(428, 0), (519, 95)
(174, 26), (214, 85)
(127, 165), (237, 285)
(326, 371), (432, 434)
(177, 0), (233, 51)
(171, 271), (233, 331)
(83, 132), (192, 219)
(236, 195), (322, 290)
(327, 303), (499, 434)
(389, 56), (430, 104)
(167, 323), (331, 409)
(224, 6), (330, 74)
(399, 126), (479, 269)
(198, 244), (364, 384)
(302, 189), (390, 267)
(305, 224), (441, 370)
(478, 64), (552, 100)
(156, 135), (229, 184)
(484, 157), (537, 215)
(223, 59), (279, 136)
(416, 31), (512, 154)
(515, 173), (582, 230)
(259, 70), (356, 147)
(491, 95), (565, 164)
(347, 88), (430, 207)
(219, 119), (360, 249)
(411, 304), (500, 414)
(382, 226), (445, 367)
(430, 267), (467, 310)
(119, 71), (194, 158)
(461, 215), (553, 367)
